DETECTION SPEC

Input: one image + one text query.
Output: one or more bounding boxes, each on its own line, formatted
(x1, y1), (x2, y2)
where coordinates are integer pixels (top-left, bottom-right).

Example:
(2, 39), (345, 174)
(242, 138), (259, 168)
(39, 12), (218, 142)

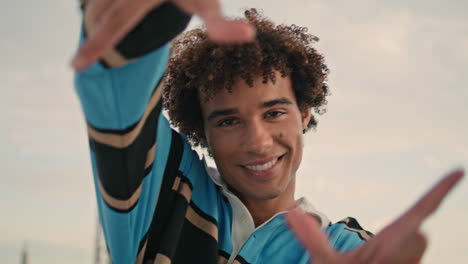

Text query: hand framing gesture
(286, 169), (464, 264)
(71, 0), (255, 70)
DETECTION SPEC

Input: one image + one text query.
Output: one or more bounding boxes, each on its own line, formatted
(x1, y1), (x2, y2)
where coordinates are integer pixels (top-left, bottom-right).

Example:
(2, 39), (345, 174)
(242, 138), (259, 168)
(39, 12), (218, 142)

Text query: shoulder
(325, 217), (374, 252)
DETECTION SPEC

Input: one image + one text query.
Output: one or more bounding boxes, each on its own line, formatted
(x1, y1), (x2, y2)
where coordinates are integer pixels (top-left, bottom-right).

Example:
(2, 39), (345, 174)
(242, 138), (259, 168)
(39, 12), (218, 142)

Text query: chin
(256, 192), (282, 201)
(243, 187), (284, 201)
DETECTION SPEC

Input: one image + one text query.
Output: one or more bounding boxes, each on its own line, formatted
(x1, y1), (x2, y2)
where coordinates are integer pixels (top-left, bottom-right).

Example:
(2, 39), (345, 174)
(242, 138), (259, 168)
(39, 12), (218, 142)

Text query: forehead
(199, 74), (296, 113)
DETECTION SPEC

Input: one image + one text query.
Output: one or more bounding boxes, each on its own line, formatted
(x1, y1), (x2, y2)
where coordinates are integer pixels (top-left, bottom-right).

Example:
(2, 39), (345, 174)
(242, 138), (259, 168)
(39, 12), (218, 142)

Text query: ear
(300, 108), (312, 131)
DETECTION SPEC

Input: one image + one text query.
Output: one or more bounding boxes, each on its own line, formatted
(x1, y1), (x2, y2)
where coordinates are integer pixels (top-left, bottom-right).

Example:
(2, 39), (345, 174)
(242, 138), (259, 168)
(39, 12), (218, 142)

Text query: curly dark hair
(163, 8), (329, 148)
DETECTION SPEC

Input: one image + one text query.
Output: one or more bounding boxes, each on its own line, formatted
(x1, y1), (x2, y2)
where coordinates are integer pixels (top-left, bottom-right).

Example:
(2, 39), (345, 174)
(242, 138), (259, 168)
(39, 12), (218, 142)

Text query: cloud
(0, 239), (92, 264)
(1, 1), (467, 263)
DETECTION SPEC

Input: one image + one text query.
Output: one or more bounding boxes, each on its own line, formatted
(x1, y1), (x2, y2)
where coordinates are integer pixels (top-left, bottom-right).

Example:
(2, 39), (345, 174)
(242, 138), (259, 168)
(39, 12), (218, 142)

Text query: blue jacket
(74, 4), (372, 264)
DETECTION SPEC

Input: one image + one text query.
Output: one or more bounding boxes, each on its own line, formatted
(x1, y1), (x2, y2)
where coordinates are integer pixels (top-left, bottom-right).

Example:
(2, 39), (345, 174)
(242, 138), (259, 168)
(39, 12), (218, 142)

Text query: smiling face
(200, 72), (312, 204)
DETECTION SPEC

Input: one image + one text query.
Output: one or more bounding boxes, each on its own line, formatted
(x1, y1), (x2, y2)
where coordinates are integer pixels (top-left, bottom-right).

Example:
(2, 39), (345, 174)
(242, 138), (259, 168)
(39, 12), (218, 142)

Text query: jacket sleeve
(74, 3), (192, 263)
(327, 217), (374, 252)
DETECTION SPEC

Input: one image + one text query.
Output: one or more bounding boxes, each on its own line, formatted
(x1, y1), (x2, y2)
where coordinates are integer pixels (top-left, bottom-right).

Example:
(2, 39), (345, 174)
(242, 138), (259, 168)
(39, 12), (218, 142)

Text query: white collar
(204, 160), (330, 263)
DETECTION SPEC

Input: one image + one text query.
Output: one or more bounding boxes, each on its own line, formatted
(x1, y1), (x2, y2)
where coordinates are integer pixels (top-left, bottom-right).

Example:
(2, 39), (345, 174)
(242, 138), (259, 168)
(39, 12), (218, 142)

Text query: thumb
(286, 209), (336, 264)
(204, 16), (255, 43)
(172, 0), (255, 43)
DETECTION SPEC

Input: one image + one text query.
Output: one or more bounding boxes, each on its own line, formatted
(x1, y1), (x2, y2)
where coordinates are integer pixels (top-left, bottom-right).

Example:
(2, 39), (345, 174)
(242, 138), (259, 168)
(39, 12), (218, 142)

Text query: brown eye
(265, 111), (285, 119)
(217, 118), (238, 127)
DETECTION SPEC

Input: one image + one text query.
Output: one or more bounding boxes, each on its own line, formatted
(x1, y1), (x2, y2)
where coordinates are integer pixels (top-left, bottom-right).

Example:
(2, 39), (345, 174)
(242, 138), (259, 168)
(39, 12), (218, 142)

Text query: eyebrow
(206, 98), (294, 121)
(207, 108), (239, 121)
(261, 98), (293, 108)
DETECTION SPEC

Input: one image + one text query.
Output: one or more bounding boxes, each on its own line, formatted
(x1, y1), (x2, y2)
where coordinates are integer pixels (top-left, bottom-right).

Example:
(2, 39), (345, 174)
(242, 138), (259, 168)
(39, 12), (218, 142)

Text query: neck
(237, 178), (297, 227)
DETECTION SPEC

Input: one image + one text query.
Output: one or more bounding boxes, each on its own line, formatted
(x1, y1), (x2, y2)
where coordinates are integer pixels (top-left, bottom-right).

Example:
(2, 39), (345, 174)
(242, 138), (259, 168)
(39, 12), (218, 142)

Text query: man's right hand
(71, 0), (255, 71)
(286, 168), (464, 264)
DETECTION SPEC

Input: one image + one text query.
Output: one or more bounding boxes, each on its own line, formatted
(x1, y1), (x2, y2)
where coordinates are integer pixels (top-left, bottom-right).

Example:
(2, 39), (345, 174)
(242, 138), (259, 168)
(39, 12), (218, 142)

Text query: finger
(354, 230), (427, 264)
(204, 17), (255, 43)
(402, 232), (427, 264)
(72, 0), (164, 70)
(385, 231), (427, 264)
(286, 209), (335, 264)
(354, 169), (462, 264)
(86, 0), (113, 22)
(194, 0), (254, 42)
(172, 0), (255, 43)
(399, 168), (464, 229)
(72, 0), (150, 70)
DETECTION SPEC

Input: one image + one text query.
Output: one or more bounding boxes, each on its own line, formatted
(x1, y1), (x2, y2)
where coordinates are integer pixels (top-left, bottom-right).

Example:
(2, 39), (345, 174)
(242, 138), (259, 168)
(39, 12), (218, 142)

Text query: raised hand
(286, 169), (464, 264)
(71, 0), (255, 71)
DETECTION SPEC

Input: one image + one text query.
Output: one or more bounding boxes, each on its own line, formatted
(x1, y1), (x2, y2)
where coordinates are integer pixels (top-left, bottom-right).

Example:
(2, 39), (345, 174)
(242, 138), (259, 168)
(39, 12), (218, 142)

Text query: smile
(242, 154), (285, 172)
(245, 158), (279, 171)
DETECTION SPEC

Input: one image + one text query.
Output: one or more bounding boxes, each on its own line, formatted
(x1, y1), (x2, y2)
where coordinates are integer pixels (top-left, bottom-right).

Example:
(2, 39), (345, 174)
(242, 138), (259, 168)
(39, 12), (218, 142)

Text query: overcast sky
(1, 0), (467, 263)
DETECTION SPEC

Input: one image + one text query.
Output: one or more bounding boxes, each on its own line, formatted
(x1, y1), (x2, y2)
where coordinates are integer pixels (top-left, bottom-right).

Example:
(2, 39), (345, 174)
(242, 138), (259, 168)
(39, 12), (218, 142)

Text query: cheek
(206, 129), (237, 159)
(280, 121), (305, 165)
(282, 115), (306, 145)
(287, 133), (304, 173)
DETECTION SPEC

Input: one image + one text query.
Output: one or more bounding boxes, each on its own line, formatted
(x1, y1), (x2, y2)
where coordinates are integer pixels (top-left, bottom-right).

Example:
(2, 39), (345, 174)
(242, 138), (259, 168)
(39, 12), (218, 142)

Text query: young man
(73, 1), (463, 264)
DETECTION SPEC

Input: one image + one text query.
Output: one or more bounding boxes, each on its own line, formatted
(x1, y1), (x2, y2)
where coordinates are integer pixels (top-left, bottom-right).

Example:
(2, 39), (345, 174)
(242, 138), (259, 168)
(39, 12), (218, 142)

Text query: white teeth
(245, 158), (278, 171)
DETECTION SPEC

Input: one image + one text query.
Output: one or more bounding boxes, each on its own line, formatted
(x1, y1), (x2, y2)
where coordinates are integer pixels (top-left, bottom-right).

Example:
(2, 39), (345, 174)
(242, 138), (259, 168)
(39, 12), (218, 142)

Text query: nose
(243, 119), (273, 154)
